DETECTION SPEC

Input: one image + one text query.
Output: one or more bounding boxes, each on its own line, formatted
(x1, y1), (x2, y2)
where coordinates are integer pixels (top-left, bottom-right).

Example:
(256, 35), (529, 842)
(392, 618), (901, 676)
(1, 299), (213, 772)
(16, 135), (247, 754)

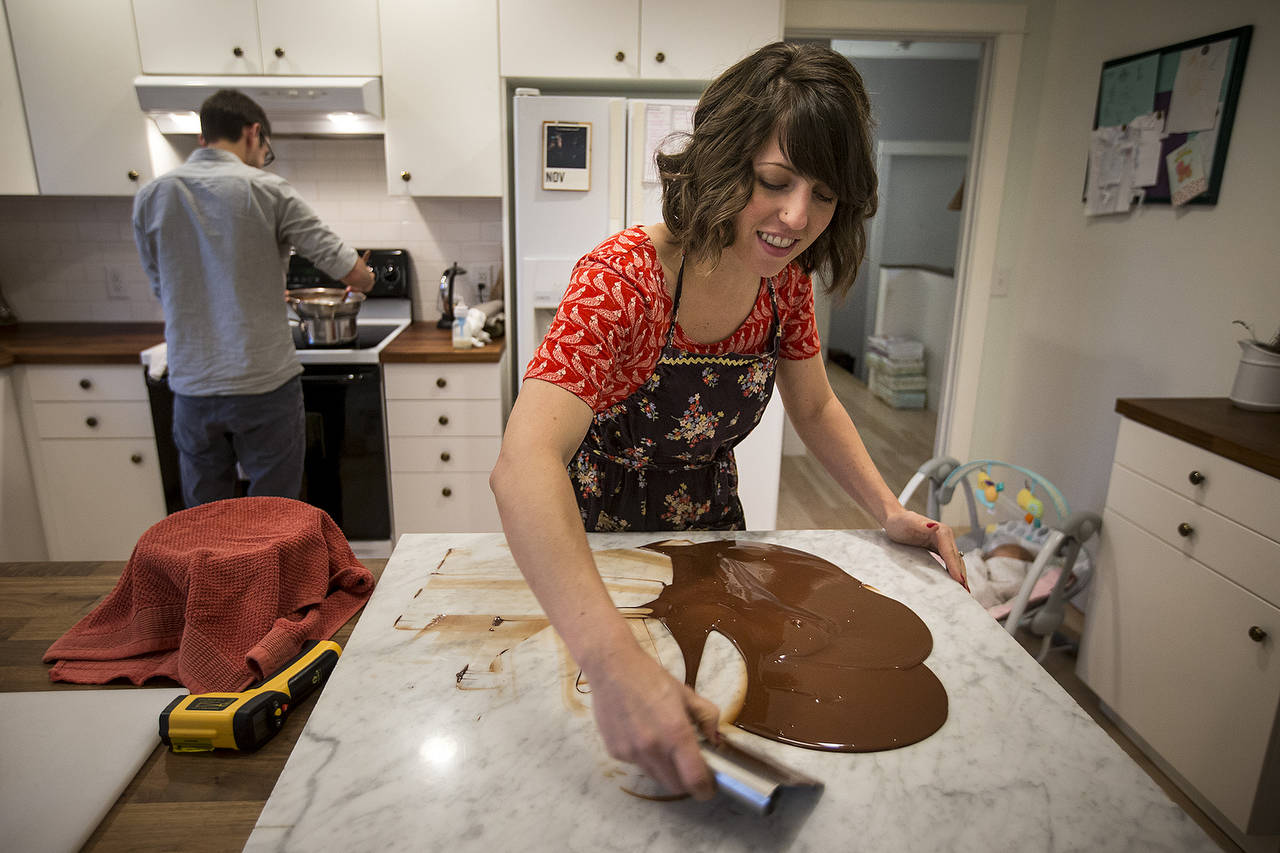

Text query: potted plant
(1230, 320), (1280, 411)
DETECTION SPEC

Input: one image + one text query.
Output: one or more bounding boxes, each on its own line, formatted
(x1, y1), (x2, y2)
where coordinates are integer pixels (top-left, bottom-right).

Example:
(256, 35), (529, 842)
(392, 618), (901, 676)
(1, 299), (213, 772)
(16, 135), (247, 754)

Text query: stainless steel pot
(286, 288), (365, 346)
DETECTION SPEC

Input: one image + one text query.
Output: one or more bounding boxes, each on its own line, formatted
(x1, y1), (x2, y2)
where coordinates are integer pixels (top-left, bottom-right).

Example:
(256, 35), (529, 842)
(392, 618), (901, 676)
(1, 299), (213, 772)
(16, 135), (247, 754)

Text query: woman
(490, 42), (968, 801)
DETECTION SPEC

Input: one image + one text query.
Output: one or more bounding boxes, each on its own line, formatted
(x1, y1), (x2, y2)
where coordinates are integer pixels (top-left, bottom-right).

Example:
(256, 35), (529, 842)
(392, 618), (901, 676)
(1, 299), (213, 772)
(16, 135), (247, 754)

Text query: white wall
(0, 138), (502, 324)
(970, 0), (1280, 518)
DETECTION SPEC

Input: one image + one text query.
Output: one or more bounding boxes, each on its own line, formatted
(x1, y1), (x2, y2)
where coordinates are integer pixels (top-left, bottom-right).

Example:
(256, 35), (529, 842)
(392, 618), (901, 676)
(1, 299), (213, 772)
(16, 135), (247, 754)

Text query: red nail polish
(926, 522), (938, 529)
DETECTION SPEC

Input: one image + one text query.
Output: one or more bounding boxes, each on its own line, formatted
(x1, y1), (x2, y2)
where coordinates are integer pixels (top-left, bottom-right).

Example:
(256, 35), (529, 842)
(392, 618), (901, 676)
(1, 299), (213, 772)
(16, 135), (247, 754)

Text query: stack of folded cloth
(866, 335), (927, 409)
(43, 497), (376, 693)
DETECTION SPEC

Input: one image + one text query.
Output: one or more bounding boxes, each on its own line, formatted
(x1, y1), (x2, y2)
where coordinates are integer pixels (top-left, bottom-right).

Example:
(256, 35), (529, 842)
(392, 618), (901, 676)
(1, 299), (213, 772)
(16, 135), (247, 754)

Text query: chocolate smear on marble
(641, 540), (947, 752)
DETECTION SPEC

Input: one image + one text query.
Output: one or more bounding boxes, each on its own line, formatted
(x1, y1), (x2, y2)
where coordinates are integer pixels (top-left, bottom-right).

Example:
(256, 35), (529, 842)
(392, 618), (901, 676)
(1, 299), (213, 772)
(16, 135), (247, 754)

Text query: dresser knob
(1249, 626), (1268, 642)
(1188, 470), (1205, 485)
(86, 416), (99, 428)
(232, 46), (244, 57)
(400, 171), (411, 182)
(440, 451), (451, 462)
(79, 378), (92, 390)
(1176, 522), (1194, 538)
(654, 51), (666, 63)
(436, 377), (447, 388)
(130, 453), (143, 465)
(441, 487), (452, 498)
(274, 47), (285, 58)
(127, 170), (139, 181)
(615, 51), (625, 62)
(438, 415), (449, 426)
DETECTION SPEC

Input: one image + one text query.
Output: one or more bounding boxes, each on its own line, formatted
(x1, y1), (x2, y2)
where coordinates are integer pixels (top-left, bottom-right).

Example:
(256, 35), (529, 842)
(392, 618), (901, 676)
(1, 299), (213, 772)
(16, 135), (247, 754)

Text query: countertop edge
(1116, 397), (1280, 480)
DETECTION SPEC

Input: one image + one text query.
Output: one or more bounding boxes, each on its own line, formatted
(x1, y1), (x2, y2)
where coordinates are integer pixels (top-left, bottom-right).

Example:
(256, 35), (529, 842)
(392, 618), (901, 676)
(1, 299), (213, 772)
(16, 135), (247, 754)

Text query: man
(133, 89), (375, 508)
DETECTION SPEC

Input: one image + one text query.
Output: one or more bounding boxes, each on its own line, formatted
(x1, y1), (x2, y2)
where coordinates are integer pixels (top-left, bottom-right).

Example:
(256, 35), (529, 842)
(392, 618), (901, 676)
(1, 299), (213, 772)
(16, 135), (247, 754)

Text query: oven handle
(300, 372), (371, 385)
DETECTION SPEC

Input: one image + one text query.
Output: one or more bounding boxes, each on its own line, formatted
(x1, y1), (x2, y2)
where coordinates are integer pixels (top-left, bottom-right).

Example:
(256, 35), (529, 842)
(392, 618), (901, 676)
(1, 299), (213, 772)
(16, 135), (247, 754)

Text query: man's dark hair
(199, 89), (271, 144)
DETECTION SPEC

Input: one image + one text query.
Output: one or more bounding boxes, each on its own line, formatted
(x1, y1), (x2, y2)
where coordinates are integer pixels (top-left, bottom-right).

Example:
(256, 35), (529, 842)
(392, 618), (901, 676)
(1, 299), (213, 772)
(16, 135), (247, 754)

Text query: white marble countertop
(245, 530), (1214, 852)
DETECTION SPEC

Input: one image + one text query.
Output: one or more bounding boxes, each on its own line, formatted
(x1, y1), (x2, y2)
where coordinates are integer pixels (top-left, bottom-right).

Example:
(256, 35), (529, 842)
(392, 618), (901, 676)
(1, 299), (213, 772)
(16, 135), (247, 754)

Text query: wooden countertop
(1116, 397), (1280, 480)
(0, 558), (386, 853)
(0, 323), (164, 365)
(379, 322), (505, 363)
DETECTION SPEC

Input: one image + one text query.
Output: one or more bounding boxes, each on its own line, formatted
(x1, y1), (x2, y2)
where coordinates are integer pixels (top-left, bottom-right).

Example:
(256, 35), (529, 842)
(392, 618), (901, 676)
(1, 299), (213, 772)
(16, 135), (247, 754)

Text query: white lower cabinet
(1078, 417), (1280, 840)
(385, 363), (502, 537)
(15, 365), (167, 560)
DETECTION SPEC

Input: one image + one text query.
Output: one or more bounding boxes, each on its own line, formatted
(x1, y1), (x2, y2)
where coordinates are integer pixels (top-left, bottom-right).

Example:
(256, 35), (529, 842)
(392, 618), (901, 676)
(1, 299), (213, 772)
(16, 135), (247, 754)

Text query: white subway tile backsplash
(0, 138), (502, 324)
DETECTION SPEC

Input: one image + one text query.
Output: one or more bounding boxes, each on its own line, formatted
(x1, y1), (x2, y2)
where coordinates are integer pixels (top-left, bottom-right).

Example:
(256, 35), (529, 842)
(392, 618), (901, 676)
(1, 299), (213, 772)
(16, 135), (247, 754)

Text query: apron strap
(665, 256), (686, 345)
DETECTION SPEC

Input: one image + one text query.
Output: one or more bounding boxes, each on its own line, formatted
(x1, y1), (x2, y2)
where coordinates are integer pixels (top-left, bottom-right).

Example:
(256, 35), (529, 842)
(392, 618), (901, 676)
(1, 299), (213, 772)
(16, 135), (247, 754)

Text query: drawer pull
(1188, 470), (1205, 485)
(1249, 626), (1268, 643)
(436, 377), (447, 388)
(1176, 522), (1194, 537)
(654, 51), (666, 63)
(615, 51), (625, 62)
(79, 378), (92, 390)
(130, 453), (143, 465)
(85, 416), (99, 428)
(440, 451), (451, 462)
(438, 415), (449, 426)
(441, 487), (452, 498)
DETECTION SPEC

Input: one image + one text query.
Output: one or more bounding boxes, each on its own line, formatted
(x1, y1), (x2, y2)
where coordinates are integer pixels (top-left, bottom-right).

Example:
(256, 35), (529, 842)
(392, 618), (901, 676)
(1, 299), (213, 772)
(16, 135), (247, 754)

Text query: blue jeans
(172, 377), (304, 508)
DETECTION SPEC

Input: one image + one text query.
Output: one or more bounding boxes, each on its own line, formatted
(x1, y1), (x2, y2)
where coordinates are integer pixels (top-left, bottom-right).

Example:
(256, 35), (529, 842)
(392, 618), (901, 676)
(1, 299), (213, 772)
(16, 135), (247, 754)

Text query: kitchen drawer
(1114, 418), (1280, 541)
(386, 399), (502, 437)
(33, 401), (156, 439)
(388, 436), (501, 474)
(391, 472), (501, 534)
(1078, 509), (1280, 834)
(23, 365), (147, 402)
(383, 363), (500, 401)
(37, 437), (167, 560)
(1107, 464), (1280, 606)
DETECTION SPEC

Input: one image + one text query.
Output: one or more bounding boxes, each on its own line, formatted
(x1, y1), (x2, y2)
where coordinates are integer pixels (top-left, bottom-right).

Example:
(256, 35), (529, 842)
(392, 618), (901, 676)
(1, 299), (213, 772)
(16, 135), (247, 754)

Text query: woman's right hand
(586, 642), (721, 800)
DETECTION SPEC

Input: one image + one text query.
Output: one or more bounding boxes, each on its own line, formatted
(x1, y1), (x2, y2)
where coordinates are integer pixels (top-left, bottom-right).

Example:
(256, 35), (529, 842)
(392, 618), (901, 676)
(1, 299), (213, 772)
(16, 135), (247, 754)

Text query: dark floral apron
(570, 259), (780, 531)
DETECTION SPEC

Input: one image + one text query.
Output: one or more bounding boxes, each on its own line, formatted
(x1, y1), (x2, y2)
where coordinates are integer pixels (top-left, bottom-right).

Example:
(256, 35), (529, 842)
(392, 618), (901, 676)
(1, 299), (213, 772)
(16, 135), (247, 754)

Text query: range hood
(135, 75), (383, 135)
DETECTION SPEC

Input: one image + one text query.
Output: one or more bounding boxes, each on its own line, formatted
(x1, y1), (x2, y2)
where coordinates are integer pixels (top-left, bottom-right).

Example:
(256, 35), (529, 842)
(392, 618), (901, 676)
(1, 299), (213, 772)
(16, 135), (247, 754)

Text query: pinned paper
(1166, 137), (1208, 206)
(1128, 112), (1166, 187)
(1165, 40), (1229, 134)
(1097, 54), (1160, 128)
(1086, 126), (1138, 216)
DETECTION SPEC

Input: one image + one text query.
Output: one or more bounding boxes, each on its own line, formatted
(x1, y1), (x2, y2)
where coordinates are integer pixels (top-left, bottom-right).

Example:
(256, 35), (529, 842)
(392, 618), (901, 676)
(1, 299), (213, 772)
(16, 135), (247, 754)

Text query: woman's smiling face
(729, 131), (838, 279)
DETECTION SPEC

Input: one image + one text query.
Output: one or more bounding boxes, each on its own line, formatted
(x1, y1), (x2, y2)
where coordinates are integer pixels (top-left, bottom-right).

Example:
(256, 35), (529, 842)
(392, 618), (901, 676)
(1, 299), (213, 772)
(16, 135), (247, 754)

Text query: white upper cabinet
(7, 0), (156, 195)
(498, 0), (781, 80)
(0, 1), (37, 195)
(133, 0), (381, 76)
(380, 0), (501, 197)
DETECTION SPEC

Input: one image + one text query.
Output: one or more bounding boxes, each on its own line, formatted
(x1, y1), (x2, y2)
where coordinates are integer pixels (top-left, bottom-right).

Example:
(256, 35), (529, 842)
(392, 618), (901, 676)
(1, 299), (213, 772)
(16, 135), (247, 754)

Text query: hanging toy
(1016, 481), (1043, 530)
(976, 466), (1004, 511)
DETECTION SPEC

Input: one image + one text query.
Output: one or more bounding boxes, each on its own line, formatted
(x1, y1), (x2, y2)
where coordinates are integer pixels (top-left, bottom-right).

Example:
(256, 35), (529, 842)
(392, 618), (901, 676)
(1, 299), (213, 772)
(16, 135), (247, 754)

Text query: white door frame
(787, 1), (1026, 462)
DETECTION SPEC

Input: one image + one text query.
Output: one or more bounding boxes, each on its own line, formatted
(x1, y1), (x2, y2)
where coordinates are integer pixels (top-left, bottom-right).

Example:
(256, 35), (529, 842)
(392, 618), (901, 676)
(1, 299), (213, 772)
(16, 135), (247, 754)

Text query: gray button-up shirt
(133, 147), (358, 396)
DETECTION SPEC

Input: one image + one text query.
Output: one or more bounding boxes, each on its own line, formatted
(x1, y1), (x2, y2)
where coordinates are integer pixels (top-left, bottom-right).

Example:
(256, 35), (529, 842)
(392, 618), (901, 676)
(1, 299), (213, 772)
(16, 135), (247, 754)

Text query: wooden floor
(778, 362), (1239, 852)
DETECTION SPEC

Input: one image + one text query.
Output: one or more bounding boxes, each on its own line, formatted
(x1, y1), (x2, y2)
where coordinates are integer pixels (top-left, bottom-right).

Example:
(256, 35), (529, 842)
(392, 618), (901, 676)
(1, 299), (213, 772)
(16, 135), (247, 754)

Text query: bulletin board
(1089, 25), (1252, 206)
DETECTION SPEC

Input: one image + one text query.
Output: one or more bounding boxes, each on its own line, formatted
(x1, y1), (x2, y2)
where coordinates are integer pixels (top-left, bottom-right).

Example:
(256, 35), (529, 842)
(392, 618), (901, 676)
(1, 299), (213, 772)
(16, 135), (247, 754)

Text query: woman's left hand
(882, 509), (969, 591)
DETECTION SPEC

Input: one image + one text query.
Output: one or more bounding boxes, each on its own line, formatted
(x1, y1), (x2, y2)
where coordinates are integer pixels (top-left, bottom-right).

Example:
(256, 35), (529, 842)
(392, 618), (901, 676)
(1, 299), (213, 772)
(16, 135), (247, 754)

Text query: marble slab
(245, 531), (1215, 852)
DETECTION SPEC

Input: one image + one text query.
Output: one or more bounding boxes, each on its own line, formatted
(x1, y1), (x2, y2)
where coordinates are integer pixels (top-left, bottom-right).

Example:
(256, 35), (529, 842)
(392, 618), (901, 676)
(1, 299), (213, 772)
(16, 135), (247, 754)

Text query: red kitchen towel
(43, 497), (375, 693)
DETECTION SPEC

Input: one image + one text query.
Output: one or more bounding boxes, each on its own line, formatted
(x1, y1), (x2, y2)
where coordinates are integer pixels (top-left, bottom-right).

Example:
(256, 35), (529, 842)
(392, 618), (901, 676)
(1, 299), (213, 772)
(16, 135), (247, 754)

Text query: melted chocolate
(642, 540), (947, 752)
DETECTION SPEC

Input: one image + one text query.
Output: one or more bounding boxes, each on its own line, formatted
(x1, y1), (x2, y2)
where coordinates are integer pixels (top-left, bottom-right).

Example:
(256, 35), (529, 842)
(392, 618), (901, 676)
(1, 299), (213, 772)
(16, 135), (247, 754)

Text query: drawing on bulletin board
(1085, 25), (1252, 212)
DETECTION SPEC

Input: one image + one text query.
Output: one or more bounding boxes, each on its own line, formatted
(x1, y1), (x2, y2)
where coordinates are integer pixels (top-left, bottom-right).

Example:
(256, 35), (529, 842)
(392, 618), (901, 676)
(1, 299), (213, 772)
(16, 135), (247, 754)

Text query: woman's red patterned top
(524, 227), (822, 412)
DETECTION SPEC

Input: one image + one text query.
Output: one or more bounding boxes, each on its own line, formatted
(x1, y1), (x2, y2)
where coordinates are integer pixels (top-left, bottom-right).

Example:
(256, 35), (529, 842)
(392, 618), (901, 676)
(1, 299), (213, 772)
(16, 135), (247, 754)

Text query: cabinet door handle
(1176, 522), (1194, 538)
(440, 451), (451, 462)
(79, 378), (92, 390)
(274, 47), (285, 58)
(127, 170), (140, 181)
(654, 51), (666, 63)
(438, 415), (449, 426)
(400, 171), (411, 182)
(615, 51), (626, 62)
(436, 377), (447, 388)
(232, 46), (244, 57)
(85, 416), (99, 428)
(131, 453), (143, 465)
(1249, 626), (1268, 642)
(1188, 470), (1205, 485)
(441, 487), (452, 498)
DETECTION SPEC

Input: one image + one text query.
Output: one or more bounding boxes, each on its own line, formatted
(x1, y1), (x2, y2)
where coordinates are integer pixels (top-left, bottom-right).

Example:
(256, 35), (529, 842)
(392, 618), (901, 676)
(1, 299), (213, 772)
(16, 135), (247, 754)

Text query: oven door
(299, 364), (391, 541)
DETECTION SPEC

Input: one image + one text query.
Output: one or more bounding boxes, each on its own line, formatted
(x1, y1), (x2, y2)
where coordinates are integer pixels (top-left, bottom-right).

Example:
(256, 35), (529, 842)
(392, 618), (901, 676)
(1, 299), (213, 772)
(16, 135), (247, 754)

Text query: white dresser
(1078, 398), (1280, 851)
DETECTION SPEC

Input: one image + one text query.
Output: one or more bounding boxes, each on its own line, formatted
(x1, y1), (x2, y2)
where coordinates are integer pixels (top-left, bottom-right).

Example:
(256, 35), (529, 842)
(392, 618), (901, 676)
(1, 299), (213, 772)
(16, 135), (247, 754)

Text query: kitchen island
(245, 530), (1214, 852)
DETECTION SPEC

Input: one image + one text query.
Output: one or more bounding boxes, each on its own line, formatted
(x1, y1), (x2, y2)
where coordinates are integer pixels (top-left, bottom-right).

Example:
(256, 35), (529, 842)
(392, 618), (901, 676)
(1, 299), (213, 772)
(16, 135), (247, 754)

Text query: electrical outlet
(472, 264), (492, 303)
(105, 265), (128, 300)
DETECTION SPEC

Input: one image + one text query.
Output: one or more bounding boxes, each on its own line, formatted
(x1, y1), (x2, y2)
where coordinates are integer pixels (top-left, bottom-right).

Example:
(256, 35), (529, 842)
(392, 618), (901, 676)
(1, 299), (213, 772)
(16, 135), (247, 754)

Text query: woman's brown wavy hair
(656, 42), (877, 298)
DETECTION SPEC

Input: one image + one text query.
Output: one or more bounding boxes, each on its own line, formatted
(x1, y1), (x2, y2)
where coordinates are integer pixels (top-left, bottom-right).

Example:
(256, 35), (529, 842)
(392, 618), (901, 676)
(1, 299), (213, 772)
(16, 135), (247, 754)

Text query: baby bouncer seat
(898, 457), (1102, 662)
